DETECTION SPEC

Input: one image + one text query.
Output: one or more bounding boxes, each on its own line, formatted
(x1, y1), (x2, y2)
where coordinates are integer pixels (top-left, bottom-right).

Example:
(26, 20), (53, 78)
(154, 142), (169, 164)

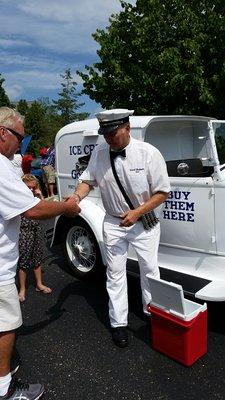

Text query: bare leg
(18, 269), (27, 302)
(0, 331), (15, 376)
(34, 265), (52, 293)
(49, 183), (54, 197)
(44, 182), (50, 197)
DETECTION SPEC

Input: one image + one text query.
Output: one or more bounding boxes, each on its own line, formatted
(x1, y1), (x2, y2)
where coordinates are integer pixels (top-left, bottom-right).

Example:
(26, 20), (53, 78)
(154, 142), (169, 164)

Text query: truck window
(213, 122), (225, 165)
(145, 120), (214, 177)
(165, 158), (214, 177)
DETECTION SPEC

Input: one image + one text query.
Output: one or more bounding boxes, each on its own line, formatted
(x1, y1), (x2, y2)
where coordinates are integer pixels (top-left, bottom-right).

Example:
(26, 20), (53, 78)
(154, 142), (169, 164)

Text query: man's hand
(34, 188), (44, 200)
(63, 196), (81, 217)
(63, 183), (92, 204)
(119, 209), (140, 227)
(119, 192), (168, 227)
(63, 193), (80, 203)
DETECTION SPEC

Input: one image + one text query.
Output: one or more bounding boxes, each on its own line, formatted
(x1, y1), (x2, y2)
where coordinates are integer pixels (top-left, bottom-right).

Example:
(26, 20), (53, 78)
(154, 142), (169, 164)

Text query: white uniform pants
(103, 215), (160, 328)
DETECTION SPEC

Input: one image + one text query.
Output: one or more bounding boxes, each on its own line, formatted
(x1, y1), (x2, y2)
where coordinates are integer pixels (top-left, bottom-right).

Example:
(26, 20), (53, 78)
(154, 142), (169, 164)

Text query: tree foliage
(24, 101), (49, 155)
(21, 68), (90, 155)
(0, 74), (10, 107)
(37, 97), (62, 140)
(17, 99), (29, 117)
(78, 0), (225, 118)
(24, 98), (63, 155)
(53, 68), (89, 125)
(0, 69), (90, 155)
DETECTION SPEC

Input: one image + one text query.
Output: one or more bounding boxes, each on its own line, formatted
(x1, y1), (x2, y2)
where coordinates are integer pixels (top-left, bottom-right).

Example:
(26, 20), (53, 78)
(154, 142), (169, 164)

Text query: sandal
(36, 286), (52, 294)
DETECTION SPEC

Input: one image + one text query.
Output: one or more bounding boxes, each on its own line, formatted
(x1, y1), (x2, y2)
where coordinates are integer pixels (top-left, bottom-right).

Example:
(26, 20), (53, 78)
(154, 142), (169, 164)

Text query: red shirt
(22, 154), (34, 174)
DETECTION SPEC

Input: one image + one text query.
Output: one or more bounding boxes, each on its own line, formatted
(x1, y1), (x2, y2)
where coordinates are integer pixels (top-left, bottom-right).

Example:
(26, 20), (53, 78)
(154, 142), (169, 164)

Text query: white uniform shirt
(0, 154), (40, 286)
(80, 137), (170, 217)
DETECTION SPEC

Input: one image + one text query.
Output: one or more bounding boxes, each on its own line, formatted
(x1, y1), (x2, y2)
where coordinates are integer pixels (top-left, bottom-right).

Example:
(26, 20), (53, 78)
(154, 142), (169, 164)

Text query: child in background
(18, 174), (52, 302)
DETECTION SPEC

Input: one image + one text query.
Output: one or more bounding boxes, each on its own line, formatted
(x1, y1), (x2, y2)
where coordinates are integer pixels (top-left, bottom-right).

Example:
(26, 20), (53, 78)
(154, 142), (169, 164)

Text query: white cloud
(4, 69), (82, 101)
(4, 69), (83, 100)
(18, 0), (124, 23)
(7, 71), (60, 91)
(5, 84), (23, 100)
(0, 48), (83, 100)
(0, 0), (136, 54)
(0, 38), (31, 48)
(0, 0), (136, 107)
(0, 51), (58, 69)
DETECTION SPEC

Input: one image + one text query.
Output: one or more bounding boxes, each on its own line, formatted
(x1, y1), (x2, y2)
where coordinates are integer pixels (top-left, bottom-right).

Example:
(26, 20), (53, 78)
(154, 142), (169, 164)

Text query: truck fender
(79, 198), (106, 265)
(51, 198), (106, 265)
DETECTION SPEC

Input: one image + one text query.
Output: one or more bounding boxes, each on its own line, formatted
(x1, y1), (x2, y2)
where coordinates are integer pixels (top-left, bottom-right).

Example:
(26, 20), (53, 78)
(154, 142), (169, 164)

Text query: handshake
(62, 184), (91, 217)
(63, 193), (82, 217)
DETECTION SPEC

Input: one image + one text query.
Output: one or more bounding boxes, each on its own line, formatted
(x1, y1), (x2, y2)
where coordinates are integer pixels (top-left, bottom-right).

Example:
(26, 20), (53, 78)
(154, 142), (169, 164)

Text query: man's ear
(0, 127), (6, 142)
(125, 123), (131, 133)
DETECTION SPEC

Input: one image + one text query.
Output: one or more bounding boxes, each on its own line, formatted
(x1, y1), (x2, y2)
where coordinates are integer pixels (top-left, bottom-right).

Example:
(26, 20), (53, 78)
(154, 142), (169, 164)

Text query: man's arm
(23, 196), (81, 220)
(65, 182), (93, 204)
(120, 191), (169, 227)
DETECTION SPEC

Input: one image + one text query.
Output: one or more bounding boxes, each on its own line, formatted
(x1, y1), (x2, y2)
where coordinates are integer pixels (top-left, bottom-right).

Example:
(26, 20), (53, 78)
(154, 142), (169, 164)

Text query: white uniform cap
(95, 108), (134, 135)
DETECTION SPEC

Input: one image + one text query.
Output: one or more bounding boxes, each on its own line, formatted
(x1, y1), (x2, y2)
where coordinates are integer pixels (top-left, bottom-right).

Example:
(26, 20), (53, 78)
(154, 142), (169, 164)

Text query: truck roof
(56, 115), (216, 138)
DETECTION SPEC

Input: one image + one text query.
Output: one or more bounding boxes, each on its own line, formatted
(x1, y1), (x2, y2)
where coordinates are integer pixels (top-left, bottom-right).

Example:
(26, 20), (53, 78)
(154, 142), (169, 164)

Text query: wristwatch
(74, 192), (81, 203)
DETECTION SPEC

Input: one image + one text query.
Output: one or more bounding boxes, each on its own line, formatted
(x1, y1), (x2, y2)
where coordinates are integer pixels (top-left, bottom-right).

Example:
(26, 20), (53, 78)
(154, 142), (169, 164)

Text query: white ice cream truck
(49, 115), (225, 302)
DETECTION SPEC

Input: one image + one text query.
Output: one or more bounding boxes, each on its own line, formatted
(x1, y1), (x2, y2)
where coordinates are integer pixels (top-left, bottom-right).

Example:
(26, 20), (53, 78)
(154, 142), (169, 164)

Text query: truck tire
(62, 219), (104, 279)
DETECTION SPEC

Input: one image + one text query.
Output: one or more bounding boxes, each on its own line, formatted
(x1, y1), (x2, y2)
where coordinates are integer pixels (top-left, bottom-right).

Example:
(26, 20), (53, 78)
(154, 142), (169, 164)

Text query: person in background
(40, 145), (56, 197)
(69, 109), (170, 348)
(21, 153), (33, 174)
(0, 107), (80, 400)
(17, 175), (52, 303)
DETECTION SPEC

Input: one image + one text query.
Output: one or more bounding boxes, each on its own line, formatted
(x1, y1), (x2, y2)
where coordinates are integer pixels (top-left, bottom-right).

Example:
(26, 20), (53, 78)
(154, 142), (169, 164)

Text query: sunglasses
(1, 126), (24, 143)
(7, 127), (24, 143)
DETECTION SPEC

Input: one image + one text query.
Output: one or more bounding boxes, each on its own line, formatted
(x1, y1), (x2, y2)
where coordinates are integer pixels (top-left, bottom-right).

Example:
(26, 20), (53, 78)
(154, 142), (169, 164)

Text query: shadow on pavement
(45, 279), (109, 330)
(47, 248), (152, 343)
(17, 310), (65, 336)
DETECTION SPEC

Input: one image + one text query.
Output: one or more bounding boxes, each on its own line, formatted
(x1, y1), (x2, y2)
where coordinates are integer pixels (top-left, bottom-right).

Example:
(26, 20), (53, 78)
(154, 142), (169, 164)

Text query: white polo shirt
(0, 154), (40, 286)
(80, 137), (170, 217)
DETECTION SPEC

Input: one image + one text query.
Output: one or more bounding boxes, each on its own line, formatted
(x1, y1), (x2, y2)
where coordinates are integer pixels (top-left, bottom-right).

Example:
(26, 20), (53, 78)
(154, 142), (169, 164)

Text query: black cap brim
(98, 124), (119, 135)
(98, 116), (130, 135)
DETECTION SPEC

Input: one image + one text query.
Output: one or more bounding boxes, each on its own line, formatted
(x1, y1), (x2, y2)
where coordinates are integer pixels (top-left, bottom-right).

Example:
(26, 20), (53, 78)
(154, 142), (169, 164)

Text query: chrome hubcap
(66, 226), (97, 273)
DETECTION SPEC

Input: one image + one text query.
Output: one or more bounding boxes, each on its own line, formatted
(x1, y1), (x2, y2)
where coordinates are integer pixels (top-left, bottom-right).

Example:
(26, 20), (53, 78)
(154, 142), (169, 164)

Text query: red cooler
(147, 276), (207, 366)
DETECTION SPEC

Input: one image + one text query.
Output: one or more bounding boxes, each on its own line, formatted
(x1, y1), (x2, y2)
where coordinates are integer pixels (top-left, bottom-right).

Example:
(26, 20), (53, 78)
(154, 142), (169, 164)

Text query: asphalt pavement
(15, 246), (225, 400)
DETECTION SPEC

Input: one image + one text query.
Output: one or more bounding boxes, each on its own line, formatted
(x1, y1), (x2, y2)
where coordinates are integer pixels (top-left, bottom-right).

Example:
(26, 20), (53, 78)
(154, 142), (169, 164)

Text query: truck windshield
(213, 122), (225, 165)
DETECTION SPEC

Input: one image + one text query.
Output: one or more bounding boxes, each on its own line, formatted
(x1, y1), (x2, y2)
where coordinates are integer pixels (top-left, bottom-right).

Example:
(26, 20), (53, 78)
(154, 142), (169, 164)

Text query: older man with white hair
(0, 107), (80, 400)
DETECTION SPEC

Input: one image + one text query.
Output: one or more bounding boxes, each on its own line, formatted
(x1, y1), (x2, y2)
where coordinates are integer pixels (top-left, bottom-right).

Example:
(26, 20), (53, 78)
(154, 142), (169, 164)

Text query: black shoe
(111, 327), (128, 348)
(141, 312), (151, 322)
(0, 377), (44, 400)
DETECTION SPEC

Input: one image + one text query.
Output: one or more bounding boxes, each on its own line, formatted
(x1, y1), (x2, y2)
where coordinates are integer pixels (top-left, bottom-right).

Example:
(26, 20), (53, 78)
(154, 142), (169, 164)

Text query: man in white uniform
(0, 107), (81, 400)
(71, 109), (170, 348)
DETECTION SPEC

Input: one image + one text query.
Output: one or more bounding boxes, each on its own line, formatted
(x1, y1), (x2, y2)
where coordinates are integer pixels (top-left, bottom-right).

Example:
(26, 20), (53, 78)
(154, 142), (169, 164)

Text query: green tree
(38, 97), (62, 140)
(17, 99), (29, 117)
(25, 101), (49, 155)
(23, 98), (63, 155)
(53, 69), (89, 125)
(0, 74), (10, 107)
(78, 0), (225, 118)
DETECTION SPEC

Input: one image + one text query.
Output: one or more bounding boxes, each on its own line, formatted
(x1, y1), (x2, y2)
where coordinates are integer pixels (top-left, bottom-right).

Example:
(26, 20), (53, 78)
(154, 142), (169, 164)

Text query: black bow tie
(110, 149), (126, 160)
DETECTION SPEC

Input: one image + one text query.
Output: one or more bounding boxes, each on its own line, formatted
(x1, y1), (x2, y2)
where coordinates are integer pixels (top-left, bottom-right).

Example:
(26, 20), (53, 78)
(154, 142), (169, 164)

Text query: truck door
(145, 119), (217, 254)
(210, 120), (225, 255)
(160, 176), (216, 253)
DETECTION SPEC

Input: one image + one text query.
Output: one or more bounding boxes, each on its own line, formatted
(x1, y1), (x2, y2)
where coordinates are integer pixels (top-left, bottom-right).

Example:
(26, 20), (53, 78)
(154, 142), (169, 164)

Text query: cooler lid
(147, 276), (186, 316)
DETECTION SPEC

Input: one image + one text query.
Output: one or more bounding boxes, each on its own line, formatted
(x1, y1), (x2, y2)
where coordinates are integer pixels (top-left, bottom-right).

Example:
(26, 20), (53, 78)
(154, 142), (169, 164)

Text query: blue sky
(0, 0), (136, 116)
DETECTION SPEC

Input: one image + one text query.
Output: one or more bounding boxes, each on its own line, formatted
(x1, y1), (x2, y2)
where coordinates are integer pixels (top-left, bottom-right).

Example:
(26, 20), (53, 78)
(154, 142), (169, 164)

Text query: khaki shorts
(0, 284), (22, 332)
(42, 165), (55, 184)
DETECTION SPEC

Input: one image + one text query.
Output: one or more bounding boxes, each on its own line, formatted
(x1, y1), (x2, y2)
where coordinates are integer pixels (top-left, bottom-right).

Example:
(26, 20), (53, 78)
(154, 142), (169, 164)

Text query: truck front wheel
(62, 219), (104, 279)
